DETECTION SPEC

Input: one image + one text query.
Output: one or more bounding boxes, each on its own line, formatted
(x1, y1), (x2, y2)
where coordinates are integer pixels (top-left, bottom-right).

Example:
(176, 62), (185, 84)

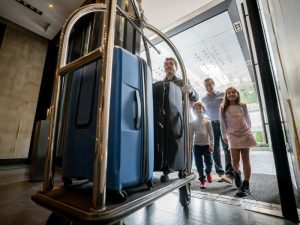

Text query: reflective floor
(0, 165), (298, 225)
(124, 192), (295, 225)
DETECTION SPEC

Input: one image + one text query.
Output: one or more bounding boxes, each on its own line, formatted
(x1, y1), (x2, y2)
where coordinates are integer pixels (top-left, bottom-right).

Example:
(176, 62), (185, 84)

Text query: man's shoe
(234, 171), (242, 188)
(236, 180), (250, 197)
(222, 174), (234, 184)
(200, 180), (206, 189)
(207, 173), (212, 183)
(217, 174), (224, 182)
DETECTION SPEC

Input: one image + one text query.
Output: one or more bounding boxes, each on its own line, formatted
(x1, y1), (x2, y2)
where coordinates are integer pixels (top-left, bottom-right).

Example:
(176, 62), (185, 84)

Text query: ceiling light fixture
(14, 0), (43, 15)
(49, 4), (53, 8)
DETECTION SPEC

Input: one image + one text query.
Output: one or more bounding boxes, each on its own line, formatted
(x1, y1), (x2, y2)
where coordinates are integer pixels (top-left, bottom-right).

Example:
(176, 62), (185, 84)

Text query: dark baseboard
(0, 158), (29, 166)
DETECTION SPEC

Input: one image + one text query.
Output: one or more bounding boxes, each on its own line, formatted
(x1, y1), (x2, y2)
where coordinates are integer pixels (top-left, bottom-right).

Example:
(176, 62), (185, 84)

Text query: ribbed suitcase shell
(62, 46), (154, 190)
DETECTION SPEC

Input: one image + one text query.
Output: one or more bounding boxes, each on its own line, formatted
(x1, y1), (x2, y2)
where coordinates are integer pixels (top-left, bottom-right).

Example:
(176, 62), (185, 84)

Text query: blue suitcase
(61, 46), (154, 193)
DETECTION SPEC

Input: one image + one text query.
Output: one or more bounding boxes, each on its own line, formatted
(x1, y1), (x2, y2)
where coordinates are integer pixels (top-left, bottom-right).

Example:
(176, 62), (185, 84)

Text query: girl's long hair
(221, 86), (241, 112)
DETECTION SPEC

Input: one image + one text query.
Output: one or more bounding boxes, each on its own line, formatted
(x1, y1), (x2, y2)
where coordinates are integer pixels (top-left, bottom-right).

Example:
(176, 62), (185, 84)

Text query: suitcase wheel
(178, 170), (186, 179)
(121, 190), (128, 199)
(62, 177), (72, 187)
(147, 180), (153, 189)
(107, 189), (127, 203)
(160, 174), (169, 183)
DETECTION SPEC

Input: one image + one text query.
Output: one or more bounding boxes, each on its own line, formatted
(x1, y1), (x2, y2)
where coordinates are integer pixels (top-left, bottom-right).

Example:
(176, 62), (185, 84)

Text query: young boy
(191, 102), (214, 189)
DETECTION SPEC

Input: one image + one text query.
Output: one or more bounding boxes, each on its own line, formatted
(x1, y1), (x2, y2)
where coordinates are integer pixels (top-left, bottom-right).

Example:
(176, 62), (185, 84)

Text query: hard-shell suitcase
(61, 46), (154, 191)
(153, 81), (185, 179)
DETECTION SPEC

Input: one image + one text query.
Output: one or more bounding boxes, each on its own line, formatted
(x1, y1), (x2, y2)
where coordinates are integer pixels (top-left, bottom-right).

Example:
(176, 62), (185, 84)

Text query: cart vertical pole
(92, 0), (117, 210)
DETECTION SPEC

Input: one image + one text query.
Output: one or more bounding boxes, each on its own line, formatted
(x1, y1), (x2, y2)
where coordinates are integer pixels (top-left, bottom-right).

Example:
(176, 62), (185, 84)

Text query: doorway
(140, 0), (298, 222)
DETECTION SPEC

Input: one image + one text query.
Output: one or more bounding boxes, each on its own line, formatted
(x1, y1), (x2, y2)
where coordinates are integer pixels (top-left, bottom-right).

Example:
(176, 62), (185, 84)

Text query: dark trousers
(194, 145), (213, 181)
(211, 121), (234, 176)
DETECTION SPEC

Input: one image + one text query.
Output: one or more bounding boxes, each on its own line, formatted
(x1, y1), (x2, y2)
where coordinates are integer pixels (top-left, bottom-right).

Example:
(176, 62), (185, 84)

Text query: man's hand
(209, 146), (214, 152)
(182, 84), (192, 94)
(223, 138), (228, 145)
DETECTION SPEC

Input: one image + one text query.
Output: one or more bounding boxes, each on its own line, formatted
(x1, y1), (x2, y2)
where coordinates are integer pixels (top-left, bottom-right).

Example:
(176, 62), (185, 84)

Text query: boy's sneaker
(207, 173), (212, 183)
(222, 174), (234, 184)
(236, 180), (250, 197)
(234, 171), (242, 188)
(200, 180), (206, 189)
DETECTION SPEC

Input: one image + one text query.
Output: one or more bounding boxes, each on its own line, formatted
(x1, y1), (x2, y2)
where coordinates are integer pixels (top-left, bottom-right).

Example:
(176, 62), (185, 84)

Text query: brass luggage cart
(31, 1), (195, 224)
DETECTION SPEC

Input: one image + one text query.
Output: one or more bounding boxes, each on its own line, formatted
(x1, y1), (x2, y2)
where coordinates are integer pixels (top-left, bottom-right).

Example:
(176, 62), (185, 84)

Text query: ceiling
(142, 0), (223, 36)
(0, 0), (223, 40)
(142, 11), (252, 97)
(0, 0), (253, 96)
(0, 0), (85, 39)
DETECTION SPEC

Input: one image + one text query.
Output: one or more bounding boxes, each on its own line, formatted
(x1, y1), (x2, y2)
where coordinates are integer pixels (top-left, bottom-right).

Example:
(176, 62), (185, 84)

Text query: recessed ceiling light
(49, 4), (53, 8)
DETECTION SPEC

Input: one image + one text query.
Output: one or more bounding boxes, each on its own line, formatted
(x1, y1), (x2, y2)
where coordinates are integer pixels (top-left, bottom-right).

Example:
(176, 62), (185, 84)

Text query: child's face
(194, 105), (204, 115)
(226, 88), (238, 102)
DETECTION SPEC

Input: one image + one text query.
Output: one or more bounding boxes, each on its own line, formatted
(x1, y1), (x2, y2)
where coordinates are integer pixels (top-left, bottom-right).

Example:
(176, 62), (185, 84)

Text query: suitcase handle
(178, 112), (183, 138)
(135, 90), (141, 129)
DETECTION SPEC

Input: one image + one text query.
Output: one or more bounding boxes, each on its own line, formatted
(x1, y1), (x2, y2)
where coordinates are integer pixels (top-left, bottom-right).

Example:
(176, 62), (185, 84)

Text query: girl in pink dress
(220, 87), (257, 197)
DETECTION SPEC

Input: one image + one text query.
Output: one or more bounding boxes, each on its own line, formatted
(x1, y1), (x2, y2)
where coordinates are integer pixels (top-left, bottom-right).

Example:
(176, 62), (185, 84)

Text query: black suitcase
(153, 81), (184, 181)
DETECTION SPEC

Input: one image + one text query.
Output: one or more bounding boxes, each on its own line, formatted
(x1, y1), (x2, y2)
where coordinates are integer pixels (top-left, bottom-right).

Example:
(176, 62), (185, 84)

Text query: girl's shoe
(200, 180), (206, 189)
(236, 180), (250, 197)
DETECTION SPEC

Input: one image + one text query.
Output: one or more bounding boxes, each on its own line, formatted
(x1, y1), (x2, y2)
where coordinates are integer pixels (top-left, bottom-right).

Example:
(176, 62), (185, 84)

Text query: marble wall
(0, 19), (48, 159)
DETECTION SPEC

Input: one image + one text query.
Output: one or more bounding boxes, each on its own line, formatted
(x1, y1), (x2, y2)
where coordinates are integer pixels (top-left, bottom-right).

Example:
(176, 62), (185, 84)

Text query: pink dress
(220, 104), (257, 149)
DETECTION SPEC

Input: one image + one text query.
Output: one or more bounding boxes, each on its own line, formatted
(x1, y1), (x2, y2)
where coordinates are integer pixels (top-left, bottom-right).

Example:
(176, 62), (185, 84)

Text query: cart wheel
(147, 180), (153, 189)
(47, 213), (71, 225)
(160, 174), (169, 183)
(178, 170), (186, 179)
(62, 177), (72, 187)
(179, 183), (191, 208)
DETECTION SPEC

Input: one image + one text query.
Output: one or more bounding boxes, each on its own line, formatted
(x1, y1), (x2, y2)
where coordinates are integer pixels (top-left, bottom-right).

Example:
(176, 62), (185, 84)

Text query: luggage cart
(31, 1), (196, 224)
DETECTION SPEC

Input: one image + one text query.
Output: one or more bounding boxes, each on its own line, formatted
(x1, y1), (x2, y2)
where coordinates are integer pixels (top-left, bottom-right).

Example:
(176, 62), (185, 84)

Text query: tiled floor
(123, 192), (296, 225)
(0, 165), (298, 225)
